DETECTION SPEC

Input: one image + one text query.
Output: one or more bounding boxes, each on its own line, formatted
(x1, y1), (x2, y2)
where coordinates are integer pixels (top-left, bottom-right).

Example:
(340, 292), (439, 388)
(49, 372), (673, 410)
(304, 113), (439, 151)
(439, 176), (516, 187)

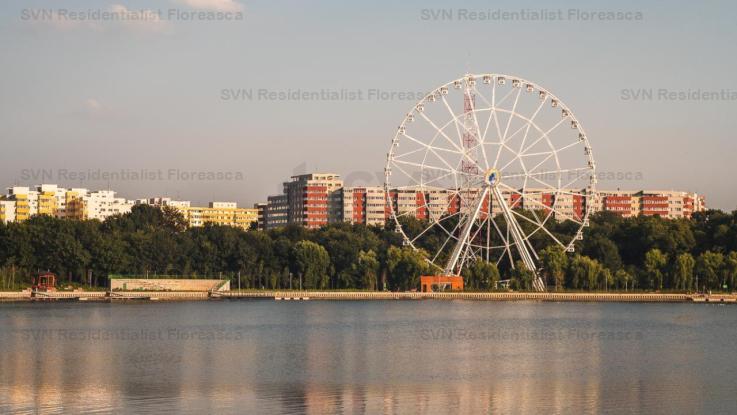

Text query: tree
(615, 269), (634, 291)
(511, 261), (535, 291)
(462, 260), (500, 290)
(672, 253), (695, 291)
(353, 249), (380, 290)
(583, 235), (622, 272)
(386, 246), (430, 291)
(644, 249), (668, 290)
(539, 246), (568, 290)
(725, 252), (737, 292)
(598, 268), (613, 291)
(567, 255), (603, 291)
(568, 255), (587, 290)
(695, 251), (724, 291)
(292, 240), (330, 289)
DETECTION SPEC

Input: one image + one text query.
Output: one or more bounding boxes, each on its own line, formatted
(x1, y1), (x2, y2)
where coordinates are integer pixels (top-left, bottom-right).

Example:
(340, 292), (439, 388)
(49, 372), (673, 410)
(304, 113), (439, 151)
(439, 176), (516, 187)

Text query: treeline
(0, 206), (736, 292)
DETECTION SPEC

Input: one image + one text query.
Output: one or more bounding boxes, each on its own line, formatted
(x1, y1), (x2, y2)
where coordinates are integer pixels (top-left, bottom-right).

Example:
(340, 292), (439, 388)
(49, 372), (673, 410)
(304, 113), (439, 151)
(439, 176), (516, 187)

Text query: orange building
(420, 275), (464, 292)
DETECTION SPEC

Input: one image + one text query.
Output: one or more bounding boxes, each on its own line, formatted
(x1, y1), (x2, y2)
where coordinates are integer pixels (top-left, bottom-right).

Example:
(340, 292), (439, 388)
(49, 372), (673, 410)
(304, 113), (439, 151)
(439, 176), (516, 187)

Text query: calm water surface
(0, 300), (735, 414)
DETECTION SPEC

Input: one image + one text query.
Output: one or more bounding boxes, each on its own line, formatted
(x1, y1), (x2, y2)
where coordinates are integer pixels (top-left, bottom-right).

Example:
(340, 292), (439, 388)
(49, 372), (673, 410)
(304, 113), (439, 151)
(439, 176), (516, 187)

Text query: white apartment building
(75, 190), (134, 220)
(136, 197), (192, 209)
(341, 186), (387, 226)
(0, 200), (16, 223)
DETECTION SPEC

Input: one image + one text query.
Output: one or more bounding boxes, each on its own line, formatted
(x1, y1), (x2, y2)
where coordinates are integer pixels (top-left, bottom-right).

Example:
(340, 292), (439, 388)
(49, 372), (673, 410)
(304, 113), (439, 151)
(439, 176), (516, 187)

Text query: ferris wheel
(384, 73), (596, 291)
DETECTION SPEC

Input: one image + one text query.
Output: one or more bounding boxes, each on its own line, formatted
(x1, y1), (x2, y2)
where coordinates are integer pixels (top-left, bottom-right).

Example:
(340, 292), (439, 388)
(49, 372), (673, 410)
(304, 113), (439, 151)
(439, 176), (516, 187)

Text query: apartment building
(594, 190), (705, 219)
(1, 185), (134, 222)
(138, 198), (257, 230)
(0, 200), (16, 223)
(63, 189), (134, 220)
(136, 197), (191, 209)
(268, 173), (343, 229)
(264, 194), (288, 230)
(341, 186), (387, 226)
(254, 203), (267, 230)
(260, 174), (706, 230)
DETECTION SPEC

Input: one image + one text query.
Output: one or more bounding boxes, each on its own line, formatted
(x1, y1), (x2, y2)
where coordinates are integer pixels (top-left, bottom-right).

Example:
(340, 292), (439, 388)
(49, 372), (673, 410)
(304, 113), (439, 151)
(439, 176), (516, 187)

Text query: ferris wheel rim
(384, 72), (597, 273)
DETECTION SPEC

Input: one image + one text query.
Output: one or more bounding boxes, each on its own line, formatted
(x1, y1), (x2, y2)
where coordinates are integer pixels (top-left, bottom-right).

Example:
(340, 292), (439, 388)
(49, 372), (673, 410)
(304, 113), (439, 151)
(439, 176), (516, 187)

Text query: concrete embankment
(2, 290), (735, 303)
(218, 291), (736, 303)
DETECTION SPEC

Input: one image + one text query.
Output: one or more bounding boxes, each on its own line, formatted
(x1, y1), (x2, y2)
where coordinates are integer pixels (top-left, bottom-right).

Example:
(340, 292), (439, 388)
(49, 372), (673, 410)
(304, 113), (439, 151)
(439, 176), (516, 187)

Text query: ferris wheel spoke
(438, 94), (488, 173)
(485, 190), (492, 259)
(509, 97), (547, 170)
(431, 216), (466, 263)
(401, 133), (460, 170)
(474, 81), (516, 112)
(520, 116), (568, 156)
(392, 147), (426, 160)
(502, 167), (589, 181)
(420, 170), (457, 188)
(486, 117), (529, 146)
(432, 230), (456, 264)
(525, 168), (592, 191)
(389, 161), (435, 191)
(440, 95), (465, 150)
(526, 152), (556, 174)
(419, 112), (465, 154)
(488, 201), (514, 252)
(529, 205), (555, 240)
(503, 217), (515, 265)
(491, 109), (507, 168)
(392, 159), (454, 175)
(393, 199), (432, 219)
(509, 209), (567, 250)
(498, 183), (583, 225)
(528, 95), (548, 124)
(556, 139), (585, 154)
(466, 89), (490, 170)
(521, 150), (556, 158)
(501, 88), (523, 143)
(410, 210), (463, 244)
(495, 111), (554, 172)
(473, 85), (497, 149)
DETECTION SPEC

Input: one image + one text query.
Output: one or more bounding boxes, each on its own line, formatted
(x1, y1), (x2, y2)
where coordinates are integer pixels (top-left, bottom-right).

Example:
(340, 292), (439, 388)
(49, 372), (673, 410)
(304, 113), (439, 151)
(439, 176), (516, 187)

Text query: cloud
(109, 4), (170, 33)
(174, 0), (245, 12)
(85, 98), (102, 112)
(23, 4), (170, 34)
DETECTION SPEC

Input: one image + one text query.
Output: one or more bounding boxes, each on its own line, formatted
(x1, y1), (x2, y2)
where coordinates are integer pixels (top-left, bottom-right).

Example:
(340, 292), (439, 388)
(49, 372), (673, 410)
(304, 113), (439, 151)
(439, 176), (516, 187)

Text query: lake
(0, 300), (735, 414)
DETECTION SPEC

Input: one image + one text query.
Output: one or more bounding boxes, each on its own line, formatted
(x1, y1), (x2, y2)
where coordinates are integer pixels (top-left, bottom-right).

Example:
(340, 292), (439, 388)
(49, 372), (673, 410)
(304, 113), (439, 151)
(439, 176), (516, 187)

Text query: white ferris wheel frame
(384, 73), (597, 291)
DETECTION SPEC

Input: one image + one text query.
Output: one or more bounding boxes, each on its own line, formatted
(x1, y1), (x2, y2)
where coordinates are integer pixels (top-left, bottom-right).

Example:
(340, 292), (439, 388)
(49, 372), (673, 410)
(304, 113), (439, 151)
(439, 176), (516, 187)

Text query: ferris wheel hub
(484, 167), (501, 188)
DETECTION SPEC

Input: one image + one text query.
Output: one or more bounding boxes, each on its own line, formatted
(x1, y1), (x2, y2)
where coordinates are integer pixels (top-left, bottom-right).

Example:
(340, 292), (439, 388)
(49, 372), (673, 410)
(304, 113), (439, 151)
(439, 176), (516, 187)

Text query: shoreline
(0, 290), (735, 303)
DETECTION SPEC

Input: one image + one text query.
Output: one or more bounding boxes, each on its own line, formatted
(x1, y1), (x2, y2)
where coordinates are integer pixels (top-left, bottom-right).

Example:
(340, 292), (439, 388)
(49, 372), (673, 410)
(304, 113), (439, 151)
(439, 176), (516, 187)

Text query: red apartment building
(261, 173), (705, 229)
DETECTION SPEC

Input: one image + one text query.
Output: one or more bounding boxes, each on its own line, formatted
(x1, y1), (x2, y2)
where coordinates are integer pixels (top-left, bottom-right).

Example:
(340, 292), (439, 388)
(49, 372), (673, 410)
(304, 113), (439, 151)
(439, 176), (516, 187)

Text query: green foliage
(614, 269), (634, 291)
(567, 255), (604, 291)
(292, 240), (330, 289)
(462, 260), (500, 290)
(1, 205), (736, 293)
(644, 249), (668, 290)
(695, 251), (724, 291)
(672, 253), (695, 291)
(539, 246), (568, 290)
(386, 246), (430, 291)
(511, 260), (535, 291)
(353, 250), (380, 290)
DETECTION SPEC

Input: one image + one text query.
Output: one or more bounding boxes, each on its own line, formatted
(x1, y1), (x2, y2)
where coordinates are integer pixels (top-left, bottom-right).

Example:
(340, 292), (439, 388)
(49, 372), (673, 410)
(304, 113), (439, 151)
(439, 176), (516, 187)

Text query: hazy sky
(1, 0), (736, 209)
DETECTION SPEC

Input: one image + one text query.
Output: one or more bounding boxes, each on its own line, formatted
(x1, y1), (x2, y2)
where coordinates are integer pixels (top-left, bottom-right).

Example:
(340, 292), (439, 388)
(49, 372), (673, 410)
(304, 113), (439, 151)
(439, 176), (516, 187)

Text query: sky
(1, 0), (736, 210)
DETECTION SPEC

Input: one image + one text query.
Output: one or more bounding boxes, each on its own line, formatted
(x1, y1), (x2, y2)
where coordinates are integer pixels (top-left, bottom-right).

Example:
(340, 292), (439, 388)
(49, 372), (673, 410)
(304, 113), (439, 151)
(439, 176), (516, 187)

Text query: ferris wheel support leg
(491, 187), (546, 292)
(443, 187), (490, 276)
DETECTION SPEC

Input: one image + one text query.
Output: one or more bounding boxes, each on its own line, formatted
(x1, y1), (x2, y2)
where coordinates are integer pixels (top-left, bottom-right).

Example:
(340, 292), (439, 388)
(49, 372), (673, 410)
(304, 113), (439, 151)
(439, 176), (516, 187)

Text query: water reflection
(0, 301), (734, 414)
